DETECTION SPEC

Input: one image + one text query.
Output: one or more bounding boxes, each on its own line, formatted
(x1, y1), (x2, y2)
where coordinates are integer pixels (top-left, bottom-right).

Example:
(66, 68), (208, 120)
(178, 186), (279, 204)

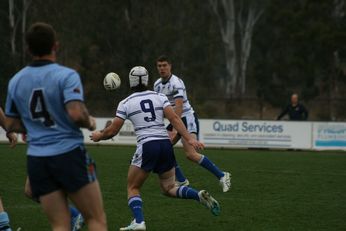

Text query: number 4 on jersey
(30, 89), (55, 127)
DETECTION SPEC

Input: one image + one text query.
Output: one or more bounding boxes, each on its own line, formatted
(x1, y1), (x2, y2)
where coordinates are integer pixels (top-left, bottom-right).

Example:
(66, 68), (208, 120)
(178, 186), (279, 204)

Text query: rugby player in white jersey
(90, 66), (220, 231)
(154, 55), (231, 192)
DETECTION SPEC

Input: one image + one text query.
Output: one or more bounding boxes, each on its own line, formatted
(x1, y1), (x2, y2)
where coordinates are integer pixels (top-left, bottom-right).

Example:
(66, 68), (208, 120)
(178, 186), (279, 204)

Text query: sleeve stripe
(116, 110), (126, 115)
(115, 116), (125, 120)
(64, 99), (84, 105)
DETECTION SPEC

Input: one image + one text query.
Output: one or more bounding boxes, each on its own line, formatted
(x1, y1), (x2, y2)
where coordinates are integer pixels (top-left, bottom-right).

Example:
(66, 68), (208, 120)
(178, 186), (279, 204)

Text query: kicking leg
(120, 165), (149, 230)
(181, 134), (231, 192)
(159, 168), (220, 216)
(68, 181), (107, 231)
(159, 168), (199, 201)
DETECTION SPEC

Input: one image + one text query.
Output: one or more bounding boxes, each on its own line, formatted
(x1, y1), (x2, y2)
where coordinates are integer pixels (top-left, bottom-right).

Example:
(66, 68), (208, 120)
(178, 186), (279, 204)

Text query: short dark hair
(26, 22), (56, 57)
(156, 55), (171, 64)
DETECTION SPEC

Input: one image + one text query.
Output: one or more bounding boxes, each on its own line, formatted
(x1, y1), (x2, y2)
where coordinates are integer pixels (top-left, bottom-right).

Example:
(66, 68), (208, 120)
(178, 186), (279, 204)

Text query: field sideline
(0, 144), (346, 230)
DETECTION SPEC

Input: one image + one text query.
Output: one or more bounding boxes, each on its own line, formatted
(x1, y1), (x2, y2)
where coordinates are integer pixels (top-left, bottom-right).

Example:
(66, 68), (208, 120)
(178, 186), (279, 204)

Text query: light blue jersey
(5, 60), (84, 156)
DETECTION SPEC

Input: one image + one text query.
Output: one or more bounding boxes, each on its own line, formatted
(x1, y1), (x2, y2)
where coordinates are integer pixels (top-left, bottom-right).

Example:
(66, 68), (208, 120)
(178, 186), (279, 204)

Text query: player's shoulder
(8, 66), (30, 89)
(170, 74), (185, 88)
(156, 92), (168, 99)
(170, 74), (184, 84)
(154, 78), (162, 88)
(123, 90), (163, 102)
(54, 64), (79, 77)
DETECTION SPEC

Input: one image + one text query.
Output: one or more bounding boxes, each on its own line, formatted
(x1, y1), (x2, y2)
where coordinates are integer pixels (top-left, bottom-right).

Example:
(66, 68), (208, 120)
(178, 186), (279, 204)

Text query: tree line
(1, 0), (345, 120)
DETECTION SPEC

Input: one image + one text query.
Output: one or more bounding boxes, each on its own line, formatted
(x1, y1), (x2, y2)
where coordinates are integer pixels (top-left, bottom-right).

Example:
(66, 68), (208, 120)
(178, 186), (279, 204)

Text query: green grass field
(1, 144), (346, 231)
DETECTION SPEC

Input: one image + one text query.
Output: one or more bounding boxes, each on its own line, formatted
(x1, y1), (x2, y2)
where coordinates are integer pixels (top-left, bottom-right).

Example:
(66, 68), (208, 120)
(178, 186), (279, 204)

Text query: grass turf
(0, 144), (346, 230)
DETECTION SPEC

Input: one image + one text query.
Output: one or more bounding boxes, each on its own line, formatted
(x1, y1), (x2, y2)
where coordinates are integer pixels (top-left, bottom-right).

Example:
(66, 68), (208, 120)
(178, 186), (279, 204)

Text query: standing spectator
(277, 93), (308, 121)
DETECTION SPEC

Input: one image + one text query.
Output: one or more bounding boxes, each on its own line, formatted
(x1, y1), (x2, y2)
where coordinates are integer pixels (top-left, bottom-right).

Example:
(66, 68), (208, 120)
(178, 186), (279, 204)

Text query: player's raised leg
(120, 165), (149, 231)
(0, 198), (12, 231)
(69, 181), (107, 231)
(181, 134), (231, 192)
(159, 168), (220, 216)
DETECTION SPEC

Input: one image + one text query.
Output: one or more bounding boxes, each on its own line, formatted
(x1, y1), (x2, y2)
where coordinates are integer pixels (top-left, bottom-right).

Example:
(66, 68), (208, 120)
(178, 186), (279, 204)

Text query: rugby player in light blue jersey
(154, 55), (231, 192)
(0, 107), (17, 231)
(91, 66), (220, 231)
(4, 22), (107, 231)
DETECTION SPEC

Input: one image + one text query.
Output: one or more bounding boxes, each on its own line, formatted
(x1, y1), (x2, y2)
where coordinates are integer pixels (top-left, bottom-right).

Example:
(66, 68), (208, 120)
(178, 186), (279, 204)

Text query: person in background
(277, 93), (308, 121)
(154, 55), (231, 192)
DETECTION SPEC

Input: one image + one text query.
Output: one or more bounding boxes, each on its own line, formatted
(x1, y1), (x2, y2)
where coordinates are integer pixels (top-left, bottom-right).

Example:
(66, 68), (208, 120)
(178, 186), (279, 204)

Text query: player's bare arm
(174, 98), (183, 118)
(0, 107), (18, 147)
(0, 107), (5, 127)
(90, 117), (124, 142)
(164, 106), (204, 150)
(168, 97), (184, 142)
(65, 100), (96, 130)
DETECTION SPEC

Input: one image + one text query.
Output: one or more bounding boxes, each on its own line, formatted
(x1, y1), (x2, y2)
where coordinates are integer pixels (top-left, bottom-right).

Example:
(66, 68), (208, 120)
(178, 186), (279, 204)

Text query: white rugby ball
(103, 72), (121, 90)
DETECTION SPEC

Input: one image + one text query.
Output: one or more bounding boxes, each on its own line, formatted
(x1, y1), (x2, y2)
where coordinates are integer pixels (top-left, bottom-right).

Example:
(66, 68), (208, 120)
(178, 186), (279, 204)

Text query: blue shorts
(27, 146), (97, 198)
(131, 139), (176, 174)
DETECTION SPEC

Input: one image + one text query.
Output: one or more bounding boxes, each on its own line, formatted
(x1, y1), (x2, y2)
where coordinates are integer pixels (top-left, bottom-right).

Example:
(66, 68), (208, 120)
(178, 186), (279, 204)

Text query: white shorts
(166, 112), (199, 135)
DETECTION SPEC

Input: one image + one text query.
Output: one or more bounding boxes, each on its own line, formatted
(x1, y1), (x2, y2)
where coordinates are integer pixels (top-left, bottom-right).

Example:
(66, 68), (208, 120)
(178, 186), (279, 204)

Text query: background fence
(2, 118), (346, 151)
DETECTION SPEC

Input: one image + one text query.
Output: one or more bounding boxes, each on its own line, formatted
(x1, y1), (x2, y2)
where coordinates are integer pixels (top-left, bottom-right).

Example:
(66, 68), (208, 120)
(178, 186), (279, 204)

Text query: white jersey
(154, 74), (194, 117)
(116, 90), (170, 144)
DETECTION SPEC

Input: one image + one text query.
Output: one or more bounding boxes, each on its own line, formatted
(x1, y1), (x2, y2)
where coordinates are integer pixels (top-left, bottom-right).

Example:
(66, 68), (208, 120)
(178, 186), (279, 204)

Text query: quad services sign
(199, 120), (312, 149)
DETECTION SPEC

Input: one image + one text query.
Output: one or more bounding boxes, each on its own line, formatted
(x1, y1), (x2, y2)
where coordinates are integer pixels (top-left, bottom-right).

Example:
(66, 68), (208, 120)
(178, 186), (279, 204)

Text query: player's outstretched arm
(167, 97), (184, 143)
(65, 100), (95, 130)
(90, 117), (125, 142)
(164, 106), (204, 150)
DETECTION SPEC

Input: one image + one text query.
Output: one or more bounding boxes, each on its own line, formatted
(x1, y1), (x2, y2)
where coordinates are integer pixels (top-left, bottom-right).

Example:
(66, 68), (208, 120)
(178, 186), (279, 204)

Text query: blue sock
(128, 196), (144, 223)
(175, 163), (187, 182)
(69, 206), (80, 217)
(176, 186), (200, 201)
(199, 155), (225, 179)
(0, 212), (11, 231)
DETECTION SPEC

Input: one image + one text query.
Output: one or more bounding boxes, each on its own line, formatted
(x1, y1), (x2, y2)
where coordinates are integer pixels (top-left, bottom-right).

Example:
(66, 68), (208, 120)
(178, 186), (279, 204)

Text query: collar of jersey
(29, 60), (55, 67)
(161, 74), (173, 84)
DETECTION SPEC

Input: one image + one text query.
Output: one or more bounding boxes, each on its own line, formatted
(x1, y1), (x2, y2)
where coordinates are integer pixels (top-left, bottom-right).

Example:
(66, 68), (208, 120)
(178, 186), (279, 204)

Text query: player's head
(156, 55), (172, 79)
(291, 93), (299, 105)
(129, 66), (149, 92)
(26, 22), (58, 57)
